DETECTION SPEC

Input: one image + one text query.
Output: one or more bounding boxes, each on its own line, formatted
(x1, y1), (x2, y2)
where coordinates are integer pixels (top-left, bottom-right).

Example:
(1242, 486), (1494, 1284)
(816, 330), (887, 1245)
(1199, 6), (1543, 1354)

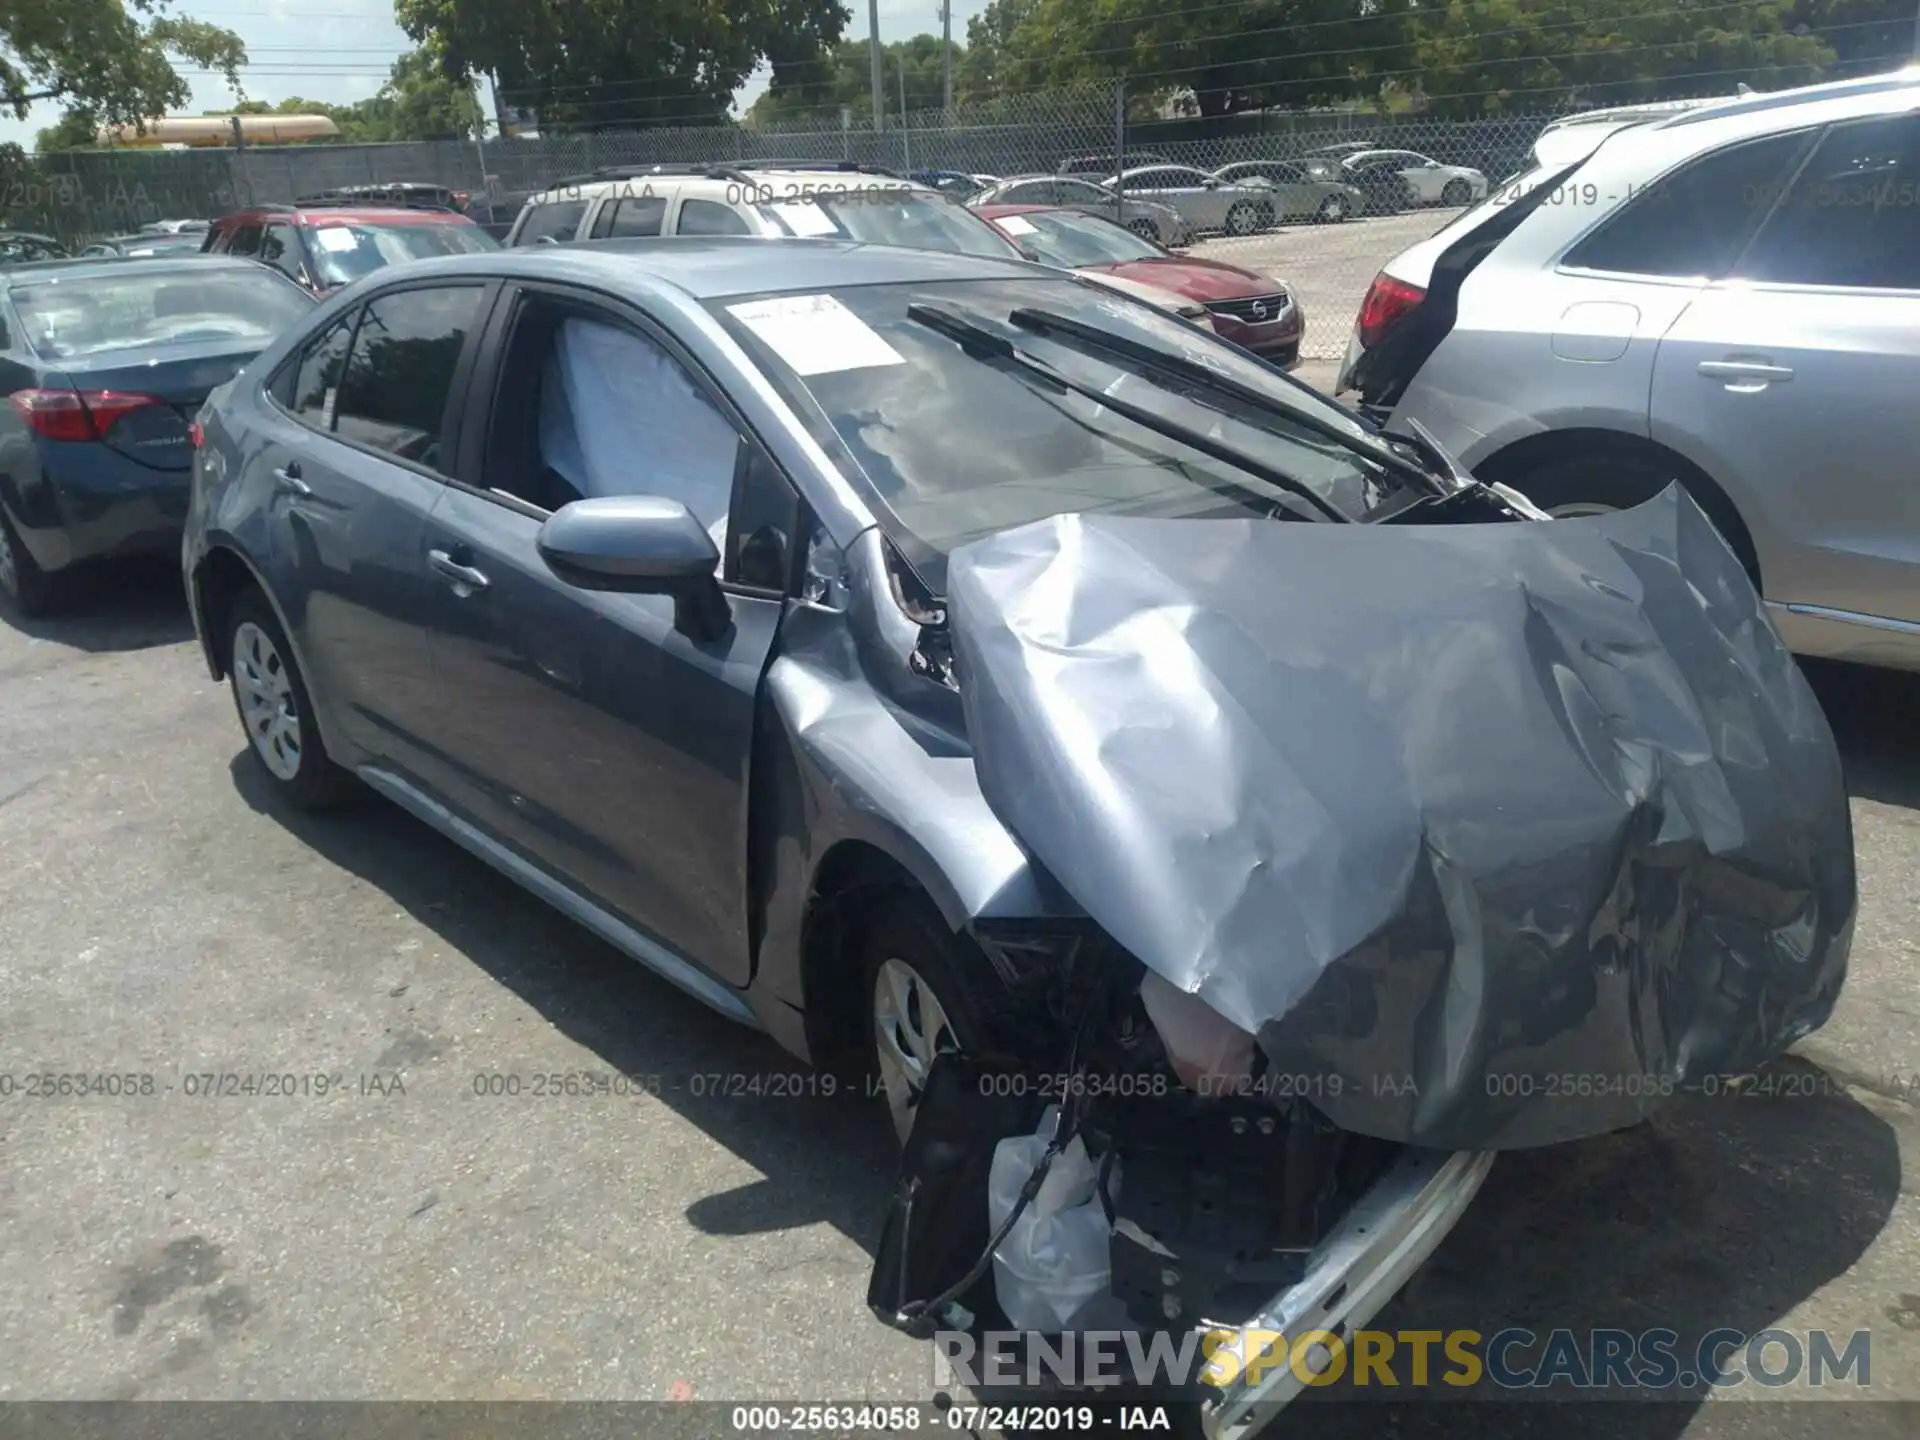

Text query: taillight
(189, 420), (206, 449)
(9, 388), (165, 442)
(1356, 272), (1426, 349)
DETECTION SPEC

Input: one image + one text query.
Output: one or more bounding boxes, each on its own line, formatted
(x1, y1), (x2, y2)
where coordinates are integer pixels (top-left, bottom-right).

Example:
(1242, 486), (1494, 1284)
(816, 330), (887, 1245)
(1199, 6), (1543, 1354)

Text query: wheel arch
(798, 839), (938, 1073)
(1473, 426), (1763, 588)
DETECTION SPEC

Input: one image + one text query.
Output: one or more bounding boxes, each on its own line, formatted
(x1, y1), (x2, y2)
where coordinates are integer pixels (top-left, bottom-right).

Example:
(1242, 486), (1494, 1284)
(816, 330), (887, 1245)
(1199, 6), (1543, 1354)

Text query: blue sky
(0, 0), (986, 149)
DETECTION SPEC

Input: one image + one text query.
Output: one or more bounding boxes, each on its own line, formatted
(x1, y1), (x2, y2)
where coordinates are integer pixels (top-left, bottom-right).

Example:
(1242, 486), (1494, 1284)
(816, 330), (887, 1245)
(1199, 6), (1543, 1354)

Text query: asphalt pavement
(1, 389), (1916, 1435)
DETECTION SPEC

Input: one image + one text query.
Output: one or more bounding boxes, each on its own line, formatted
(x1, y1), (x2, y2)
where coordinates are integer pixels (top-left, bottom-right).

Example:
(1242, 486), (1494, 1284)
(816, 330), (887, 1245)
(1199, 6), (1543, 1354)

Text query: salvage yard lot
(2, 558), (1918, 1435)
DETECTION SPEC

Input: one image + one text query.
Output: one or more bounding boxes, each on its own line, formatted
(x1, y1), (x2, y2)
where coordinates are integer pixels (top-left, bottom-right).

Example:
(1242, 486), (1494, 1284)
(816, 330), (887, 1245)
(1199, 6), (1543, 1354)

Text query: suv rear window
(1563, 130), (1814, 278)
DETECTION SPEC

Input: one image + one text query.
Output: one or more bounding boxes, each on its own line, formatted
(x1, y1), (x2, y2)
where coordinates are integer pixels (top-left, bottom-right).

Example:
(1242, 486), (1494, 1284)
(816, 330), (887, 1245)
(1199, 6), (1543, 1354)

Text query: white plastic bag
(988, 1107), (1121, 1332)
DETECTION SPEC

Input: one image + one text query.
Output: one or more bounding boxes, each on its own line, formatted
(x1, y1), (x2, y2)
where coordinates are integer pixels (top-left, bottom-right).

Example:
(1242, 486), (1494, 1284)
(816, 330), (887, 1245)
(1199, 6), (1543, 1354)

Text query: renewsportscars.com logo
(934, 1326), (1874, 1393)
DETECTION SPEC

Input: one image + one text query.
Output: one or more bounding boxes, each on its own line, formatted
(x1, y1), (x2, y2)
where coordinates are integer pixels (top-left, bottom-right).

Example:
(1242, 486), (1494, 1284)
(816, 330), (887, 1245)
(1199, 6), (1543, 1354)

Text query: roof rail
(294, 188), (457, 212)
(541, 162), (756, 191)
(734, 159), (905, 178)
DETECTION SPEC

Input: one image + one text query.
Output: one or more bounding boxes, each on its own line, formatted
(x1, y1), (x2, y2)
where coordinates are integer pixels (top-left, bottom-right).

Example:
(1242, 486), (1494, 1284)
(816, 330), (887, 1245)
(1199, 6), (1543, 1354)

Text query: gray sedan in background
(1209, 160), (1367, 223)
(969, 174), (1193, 245)
(1100, 163), (1275, 235)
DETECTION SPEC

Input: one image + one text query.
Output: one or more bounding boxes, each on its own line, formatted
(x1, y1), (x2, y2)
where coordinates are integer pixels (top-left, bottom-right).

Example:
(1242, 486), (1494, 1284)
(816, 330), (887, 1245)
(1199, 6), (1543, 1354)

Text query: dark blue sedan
(0, 257), (314, 615)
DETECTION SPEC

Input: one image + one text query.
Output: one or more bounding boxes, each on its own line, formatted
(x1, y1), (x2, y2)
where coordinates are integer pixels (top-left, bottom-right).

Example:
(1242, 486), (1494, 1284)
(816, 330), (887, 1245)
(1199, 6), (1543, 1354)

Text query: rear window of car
(301, 220), (497, 286)
(751, 190), (1021, 259)
(710, 278), (1413, 592)
(11, 268), (314, 359)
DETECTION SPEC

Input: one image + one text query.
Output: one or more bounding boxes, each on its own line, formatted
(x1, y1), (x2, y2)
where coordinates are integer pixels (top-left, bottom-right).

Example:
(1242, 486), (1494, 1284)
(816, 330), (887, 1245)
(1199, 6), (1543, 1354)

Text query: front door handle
(1698, 359), (1795, 383)
(428, 548), (491, 592)
(272, 463), (312, 497)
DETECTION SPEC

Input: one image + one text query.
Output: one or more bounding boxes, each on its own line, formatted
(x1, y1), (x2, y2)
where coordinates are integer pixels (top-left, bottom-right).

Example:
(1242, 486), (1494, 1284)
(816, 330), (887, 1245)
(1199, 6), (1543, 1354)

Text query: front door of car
(419, 287), (797, 987)
(257, 281), (493, 789)
(1650, 113), (1920, 627)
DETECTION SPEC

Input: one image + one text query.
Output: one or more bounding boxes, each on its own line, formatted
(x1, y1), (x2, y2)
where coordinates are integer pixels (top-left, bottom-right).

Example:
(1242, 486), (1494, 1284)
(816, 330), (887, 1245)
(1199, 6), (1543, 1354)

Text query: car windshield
(110, 235), (205, 257)
(996, 209), (1160, 267)
(11, 268), (313, 359)
(301, 221), (497, 285)
(710, 277), (1425, 592)
(752, 190), (1020, 259)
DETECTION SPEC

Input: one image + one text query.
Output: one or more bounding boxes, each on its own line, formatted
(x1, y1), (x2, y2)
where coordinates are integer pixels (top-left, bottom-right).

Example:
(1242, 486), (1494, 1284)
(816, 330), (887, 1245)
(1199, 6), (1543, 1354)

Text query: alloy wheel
(872, 956), (960, 1141)
(233, 620), (304, 781)
(1321, 195), (1347, 222)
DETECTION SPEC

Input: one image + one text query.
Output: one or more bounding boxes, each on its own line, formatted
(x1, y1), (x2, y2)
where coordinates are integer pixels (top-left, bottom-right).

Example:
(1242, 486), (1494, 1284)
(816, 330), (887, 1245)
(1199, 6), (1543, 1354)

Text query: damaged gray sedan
(184, 239), (1855, 1433)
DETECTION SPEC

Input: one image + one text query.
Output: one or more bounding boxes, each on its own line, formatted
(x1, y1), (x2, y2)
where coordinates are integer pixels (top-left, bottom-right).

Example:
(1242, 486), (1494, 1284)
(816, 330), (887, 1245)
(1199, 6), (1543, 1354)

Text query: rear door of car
(1650, 111), (1920, 626)
(417, 282), (800, 987)
(588, 184), (676, 238)
(255, 279), (497, 789)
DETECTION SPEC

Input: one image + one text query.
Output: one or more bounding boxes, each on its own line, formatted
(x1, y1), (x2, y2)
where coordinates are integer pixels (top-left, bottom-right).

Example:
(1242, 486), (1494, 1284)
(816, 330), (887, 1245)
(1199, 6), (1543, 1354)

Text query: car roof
(219, 205), (473, 225)
(1653, 64), (1920, 129)
(973, 203), (1055, 218)
(530, 170), (920, 203)
(333, 235), (1042, 301)
(0, 255), (275, 287)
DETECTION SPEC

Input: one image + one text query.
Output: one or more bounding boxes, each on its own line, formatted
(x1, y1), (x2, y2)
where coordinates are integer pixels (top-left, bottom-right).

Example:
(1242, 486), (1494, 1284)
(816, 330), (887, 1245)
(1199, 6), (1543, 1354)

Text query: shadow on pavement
(228, 751), (900, 1255)
(0, 557), (195, 653)
(1803, 658), (1920, 810)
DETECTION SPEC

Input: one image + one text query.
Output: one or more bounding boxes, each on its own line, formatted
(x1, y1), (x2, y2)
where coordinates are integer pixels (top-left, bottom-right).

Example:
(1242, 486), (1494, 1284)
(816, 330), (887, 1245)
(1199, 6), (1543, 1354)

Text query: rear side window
(288, 309), (359, 429)
(333, 285), (486, 470)
(602, 195), (667, 238)
(1564, 131), (1812, 278)
(515, 199), (588, 246)
(226, 223), (265, 257)
(678, 199), (752, 236)
(1741, 115), (1920, 290)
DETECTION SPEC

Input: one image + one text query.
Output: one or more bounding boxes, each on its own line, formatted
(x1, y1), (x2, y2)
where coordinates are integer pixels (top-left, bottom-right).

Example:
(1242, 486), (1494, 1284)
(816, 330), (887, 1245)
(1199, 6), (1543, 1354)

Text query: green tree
(34, 106), (98, 151)
(1409, 0), (1836, 115)
(749, 34), (963, 123)
(397, 0), (852, 129)
(2, 0), (244, 125)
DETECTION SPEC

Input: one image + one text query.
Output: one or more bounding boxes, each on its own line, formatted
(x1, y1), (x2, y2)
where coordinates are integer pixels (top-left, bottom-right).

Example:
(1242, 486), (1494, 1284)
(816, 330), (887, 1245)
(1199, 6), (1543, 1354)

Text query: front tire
(1442, 178), (1472, 207)
(1317, 193), (1349, 223)
(0, 511), (59, 618)
(1224, 202), (1259, 236)
(226, 587), (354, 810)
(863, 896), (1011, 1145)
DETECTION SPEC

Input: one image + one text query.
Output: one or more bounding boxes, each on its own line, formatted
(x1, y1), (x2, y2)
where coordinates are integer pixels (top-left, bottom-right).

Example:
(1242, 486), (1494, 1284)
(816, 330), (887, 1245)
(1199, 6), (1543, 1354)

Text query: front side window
(301, 221), (496, 288)
(332, 285), (485, 469)
(1563, 130), (1814, 278)
(226, 223), (264, 257)
(678, 199), (753, 236)
(513, 199), (589, 246)
(711, 278), (1424, 593)
(752, 190), (1020, 259)
(1741, 116), (1920, 290)
(260, 223), (304, 283)
(11, 268), (314, 360)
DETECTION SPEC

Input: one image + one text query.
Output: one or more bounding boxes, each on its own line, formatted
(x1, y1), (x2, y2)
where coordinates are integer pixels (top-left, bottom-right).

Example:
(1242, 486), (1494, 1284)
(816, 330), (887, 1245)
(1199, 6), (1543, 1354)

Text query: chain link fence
(8, 82), (1585, 358)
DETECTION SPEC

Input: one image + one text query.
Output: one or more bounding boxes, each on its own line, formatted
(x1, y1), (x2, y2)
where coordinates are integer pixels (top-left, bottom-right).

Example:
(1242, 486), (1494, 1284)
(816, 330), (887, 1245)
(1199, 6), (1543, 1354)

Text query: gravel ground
(1, 357), (1915, 1436)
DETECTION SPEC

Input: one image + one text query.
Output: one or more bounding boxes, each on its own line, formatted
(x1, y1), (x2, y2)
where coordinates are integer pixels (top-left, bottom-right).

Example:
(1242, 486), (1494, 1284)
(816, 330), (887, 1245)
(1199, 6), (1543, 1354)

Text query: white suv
(1340, 68), (1920, 669)
(506, 161), (1021, 260)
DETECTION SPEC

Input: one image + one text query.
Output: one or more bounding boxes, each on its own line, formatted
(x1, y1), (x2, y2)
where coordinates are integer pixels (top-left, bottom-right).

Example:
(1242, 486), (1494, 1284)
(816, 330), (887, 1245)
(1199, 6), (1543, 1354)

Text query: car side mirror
(537, 495), (731, 641)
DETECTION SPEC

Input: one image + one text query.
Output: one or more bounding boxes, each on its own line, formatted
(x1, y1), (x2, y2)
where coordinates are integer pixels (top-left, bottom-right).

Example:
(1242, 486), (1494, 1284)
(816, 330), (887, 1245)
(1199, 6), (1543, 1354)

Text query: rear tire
(1317, 193), (1349, 223)
(226, 586), (355, 811)
(1224, 202), (1259, 236)
(0, 511), (59, 618)
(862, 895), (1014, 1146)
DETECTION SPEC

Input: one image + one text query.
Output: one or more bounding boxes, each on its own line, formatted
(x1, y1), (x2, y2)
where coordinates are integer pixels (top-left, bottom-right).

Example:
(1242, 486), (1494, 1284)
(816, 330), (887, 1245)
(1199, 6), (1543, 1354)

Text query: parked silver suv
(1340, 67), (1920, 669)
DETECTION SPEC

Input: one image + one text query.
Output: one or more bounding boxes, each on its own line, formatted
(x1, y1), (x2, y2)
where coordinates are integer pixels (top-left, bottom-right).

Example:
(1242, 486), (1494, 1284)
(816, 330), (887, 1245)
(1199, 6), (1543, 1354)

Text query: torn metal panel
(945, 486), (1855, 1149)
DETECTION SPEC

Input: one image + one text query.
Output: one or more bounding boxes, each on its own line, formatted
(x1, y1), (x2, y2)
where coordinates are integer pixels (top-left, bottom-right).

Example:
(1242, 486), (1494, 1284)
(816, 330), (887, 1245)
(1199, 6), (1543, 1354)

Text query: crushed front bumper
(1200, 1148), (1496, 1439)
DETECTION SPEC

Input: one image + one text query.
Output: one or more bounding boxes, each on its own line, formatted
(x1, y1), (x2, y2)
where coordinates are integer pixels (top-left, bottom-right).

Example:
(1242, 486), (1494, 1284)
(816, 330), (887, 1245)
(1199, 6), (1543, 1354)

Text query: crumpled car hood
(945, 487), (1855, 1149)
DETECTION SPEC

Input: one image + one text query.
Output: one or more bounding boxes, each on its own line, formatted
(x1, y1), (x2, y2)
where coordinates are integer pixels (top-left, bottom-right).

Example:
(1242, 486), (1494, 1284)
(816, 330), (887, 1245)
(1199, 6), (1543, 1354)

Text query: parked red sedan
(977, 202), (1305, 368)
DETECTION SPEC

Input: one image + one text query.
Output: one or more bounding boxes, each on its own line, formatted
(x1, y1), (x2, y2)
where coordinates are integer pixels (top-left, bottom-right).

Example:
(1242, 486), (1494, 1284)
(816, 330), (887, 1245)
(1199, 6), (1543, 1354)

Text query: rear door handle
(428, 548), (491, 592)
(272, 463), (312, 497)
(1698, 359), (1795, 382)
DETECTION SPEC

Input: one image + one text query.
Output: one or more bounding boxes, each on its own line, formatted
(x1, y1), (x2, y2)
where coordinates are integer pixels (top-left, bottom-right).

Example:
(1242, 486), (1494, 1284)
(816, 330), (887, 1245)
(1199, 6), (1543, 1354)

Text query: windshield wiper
(1004, 305), (1440, 493)
(905, 301), (1348, 523)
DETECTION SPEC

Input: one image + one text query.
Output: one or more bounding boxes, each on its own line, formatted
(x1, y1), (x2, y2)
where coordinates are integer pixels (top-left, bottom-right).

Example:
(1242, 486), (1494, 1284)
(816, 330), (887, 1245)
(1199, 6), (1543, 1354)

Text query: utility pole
(869, 0), (885, 133)
(899, 57), (912, 170)
(939, 1), (953, 113)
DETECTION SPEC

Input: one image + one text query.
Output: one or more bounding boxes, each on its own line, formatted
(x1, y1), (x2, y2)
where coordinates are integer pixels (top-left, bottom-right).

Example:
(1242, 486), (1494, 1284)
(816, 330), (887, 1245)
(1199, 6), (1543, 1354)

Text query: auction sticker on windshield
(728, 293), (905, 376)
(768, 201), (838, 237)
(314, 228), (358, 252)
(997, 215), (1038, 235)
